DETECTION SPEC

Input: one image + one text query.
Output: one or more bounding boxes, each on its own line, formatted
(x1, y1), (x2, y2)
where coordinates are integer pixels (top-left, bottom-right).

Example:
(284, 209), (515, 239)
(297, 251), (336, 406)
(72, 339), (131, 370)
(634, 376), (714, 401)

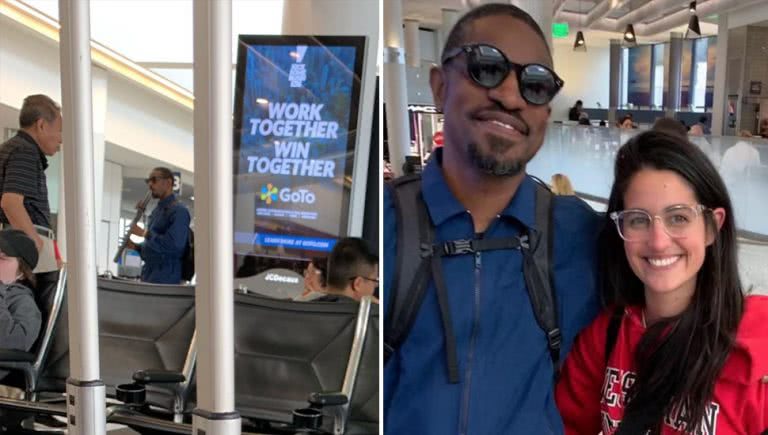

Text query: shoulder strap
(386, 174), (461, 383)
(384, 175), (433, 361)
(605, 306), (624, 365)
(521, 182), (562, 374)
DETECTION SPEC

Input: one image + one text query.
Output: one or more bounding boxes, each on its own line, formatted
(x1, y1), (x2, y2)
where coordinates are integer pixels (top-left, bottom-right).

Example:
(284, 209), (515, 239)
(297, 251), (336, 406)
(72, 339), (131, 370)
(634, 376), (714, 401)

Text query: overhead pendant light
(623, 24), (637, 46)
(573, 1), (587, 52)
(573, 30), (587, 51)
(685, 14), (701, 38)
(689, 1), (697, 13)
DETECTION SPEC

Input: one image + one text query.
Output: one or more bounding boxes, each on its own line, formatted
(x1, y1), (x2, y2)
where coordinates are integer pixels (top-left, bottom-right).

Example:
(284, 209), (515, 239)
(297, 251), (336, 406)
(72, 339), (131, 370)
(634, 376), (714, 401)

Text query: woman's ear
(706, 207), (726, 245)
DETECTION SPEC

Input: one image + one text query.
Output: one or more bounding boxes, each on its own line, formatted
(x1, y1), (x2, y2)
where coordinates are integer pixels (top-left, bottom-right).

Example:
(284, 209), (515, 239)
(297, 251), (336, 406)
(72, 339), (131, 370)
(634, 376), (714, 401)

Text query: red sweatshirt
(556, 295), (768, 435)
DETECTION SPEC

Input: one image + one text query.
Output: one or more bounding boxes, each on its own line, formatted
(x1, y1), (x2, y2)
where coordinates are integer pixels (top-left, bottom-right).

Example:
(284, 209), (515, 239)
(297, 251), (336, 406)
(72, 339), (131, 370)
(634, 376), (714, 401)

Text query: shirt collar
(421, 148), (537, 231)
(16, 130), (48, 170)
(158, 193), (177, 207)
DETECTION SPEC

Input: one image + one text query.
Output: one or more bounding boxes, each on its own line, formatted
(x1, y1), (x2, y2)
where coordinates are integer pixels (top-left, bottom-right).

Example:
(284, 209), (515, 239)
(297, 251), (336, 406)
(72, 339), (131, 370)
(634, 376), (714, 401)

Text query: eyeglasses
(441, 43), (564, 105)
(145, 176), (170, 184)
(609, 204), (709, 242)
(351, 276), (379, 285)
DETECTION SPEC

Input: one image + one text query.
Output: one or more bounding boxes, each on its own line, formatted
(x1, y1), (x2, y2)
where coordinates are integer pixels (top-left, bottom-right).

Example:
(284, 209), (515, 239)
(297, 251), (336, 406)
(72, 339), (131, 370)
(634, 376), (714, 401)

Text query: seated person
(651, 117), (687, 139)
(294, 257), (328, 301)
(618, 115), (634, 129)
(568, 100), (583, 121)
(316, 237), (379, 303)
(0, 229), (41, 361)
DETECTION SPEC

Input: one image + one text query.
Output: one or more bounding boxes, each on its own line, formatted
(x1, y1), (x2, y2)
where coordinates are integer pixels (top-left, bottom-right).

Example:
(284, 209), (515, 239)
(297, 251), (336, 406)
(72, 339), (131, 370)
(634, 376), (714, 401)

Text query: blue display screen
(233, 35), (366, 260)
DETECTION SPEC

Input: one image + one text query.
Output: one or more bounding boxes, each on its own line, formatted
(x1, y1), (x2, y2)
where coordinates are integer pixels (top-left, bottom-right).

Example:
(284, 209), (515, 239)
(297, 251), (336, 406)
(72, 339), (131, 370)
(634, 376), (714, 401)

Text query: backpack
(181, 229), (194, 282)
(162, 199), (195, 282)
(384, 174), (561, 383)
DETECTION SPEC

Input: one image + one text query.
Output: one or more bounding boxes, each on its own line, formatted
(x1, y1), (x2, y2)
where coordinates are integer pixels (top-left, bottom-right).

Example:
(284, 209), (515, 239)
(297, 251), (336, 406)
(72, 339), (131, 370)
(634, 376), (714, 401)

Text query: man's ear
(430, 66), (446, 113)
(349, 276), (361, 293)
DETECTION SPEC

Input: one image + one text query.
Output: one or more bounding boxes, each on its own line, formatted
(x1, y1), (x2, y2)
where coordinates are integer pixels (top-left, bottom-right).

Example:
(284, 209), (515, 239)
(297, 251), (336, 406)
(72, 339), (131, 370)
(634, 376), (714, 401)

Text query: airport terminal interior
(0, 0), (767, 433)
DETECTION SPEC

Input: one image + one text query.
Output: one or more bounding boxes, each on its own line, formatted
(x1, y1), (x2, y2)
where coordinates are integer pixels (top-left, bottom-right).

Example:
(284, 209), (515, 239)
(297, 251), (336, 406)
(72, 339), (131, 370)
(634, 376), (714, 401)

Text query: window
(627, 45), (651, 107)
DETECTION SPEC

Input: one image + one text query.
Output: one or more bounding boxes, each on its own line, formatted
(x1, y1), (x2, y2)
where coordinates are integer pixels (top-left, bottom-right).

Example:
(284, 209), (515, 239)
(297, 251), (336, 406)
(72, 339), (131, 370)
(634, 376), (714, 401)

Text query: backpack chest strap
(432, 235), (530, 258)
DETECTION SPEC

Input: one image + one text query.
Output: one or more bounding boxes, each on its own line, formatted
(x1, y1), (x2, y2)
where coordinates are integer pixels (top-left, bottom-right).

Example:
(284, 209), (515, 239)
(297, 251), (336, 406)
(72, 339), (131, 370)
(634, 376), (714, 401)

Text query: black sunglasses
(145, 176), (170, 184)
(442, 44), (564, 106)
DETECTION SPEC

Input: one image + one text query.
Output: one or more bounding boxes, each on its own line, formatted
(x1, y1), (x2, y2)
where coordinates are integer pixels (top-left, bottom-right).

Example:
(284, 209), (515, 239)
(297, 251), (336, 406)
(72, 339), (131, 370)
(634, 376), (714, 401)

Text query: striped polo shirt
(0, 131), (51, 228)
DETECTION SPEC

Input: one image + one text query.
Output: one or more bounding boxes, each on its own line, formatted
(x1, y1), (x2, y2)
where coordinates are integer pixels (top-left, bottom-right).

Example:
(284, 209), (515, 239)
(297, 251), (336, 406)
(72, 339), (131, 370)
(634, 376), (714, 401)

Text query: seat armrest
(307, 391), (348, 407)
(0, 349), (35, 362)
(132, 369), (186, 384)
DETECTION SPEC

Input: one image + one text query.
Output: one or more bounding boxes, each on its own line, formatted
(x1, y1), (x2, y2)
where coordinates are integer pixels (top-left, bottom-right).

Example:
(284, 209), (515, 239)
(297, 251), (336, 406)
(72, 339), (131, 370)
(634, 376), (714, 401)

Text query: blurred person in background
(551, 173), (575, 195)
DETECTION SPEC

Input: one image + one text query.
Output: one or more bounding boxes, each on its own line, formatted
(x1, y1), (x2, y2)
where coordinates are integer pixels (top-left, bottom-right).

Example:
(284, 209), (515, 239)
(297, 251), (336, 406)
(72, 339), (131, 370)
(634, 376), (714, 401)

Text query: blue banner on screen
(233, 35), (366, 260)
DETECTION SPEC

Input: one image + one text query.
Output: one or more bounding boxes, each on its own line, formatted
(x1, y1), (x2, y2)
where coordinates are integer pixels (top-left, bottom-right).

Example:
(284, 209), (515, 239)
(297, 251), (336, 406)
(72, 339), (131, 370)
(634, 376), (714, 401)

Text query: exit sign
(552, 23), (569, 39)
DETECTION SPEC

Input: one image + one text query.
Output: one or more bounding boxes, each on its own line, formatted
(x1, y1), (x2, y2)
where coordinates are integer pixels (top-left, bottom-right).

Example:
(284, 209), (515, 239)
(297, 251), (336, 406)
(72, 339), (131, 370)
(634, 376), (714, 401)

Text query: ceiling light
(685, 14), (701, 38)
(623, 24), (637, 46)
(573, 31), (587, 52)
(689, 1), (696, 13)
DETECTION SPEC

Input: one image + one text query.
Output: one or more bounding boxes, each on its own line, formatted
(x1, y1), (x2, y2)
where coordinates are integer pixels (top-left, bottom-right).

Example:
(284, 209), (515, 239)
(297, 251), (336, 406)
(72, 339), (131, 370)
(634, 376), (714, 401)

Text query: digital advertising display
(233, 35), (366, 261)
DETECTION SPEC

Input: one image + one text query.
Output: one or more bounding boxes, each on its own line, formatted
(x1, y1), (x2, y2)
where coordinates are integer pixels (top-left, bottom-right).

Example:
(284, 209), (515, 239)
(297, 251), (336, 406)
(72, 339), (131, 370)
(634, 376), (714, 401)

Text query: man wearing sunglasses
(384, 3), (602, 434)
(127, 167), (191, 284)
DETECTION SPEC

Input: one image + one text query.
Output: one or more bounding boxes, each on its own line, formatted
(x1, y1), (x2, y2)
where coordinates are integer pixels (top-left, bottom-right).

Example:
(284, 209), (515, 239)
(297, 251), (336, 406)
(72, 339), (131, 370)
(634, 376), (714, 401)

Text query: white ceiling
(403, 0), (721, 45)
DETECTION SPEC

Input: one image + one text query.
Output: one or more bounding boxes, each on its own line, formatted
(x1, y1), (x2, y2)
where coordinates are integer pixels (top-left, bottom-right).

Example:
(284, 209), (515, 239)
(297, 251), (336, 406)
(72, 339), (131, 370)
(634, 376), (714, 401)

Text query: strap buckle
(547, 328), (562, 350)
(442, 239), (474, 256)
(517, 234), (530, 250)
(420, 243), (434, 259)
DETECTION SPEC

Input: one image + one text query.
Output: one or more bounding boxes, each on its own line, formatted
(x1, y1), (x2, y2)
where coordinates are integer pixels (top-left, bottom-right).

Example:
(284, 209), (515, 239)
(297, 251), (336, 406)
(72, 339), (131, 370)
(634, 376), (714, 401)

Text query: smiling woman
(556, 131), (768, 434)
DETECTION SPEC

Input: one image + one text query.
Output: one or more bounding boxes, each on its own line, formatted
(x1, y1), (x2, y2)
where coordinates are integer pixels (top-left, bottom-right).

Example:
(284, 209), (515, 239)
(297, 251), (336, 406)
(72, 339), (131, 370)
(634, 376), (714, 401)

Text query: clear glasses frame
(609, 204), (709, 242)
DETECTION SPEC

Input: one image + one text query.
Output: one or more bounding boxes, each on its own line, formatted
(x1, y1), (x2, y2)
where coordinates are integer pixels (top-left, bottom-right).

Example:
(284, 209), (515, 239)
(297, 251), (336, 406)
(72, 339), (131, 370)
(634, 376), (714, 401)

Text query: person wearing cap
(0, 229), (41, 359)
(0, 94), (62, 274)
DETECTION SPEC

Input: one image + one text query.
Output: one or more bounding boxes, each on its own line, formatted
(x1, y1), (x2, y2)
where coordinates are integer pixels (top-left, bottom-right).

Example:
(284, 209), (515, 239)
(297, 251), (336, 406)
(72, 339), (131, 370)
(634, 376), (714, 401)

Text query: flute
(113, 190), (153, 263)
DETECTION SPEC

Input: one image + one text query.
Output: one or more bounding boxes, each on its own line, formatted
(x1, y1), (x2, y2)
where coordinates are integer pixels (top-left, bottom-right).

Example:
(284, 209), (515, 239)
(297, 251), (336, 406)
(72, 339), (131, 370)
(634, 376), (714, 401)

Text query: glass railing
(527, 125), (768, 239)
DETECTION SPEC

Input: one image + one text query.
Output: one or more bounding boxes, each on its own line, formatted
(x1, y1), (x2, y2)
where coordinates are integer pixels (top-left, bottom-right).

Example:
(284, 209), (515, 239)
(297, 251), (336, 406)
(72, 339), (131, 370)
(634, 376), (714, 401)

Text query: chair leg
(22, 370), (36, 401)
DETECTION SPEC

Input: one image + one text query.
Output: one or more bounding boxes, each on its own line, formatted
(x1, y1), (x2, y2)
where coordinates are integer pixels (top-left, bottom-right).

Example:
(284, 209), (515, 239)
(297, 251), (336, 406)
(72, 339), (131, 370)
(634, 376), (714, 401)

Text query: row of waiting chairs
(0, 268), (378, 434)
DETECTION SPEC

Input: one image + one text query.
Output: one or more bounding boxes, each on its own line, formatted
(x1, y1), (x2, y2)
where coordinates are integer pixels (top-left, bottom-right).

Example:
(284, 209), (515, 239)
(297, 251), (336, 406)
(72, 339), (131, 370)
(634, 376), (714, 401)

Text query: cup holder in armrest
(116, 383), (146, 406)
(292, 407), (322, 430)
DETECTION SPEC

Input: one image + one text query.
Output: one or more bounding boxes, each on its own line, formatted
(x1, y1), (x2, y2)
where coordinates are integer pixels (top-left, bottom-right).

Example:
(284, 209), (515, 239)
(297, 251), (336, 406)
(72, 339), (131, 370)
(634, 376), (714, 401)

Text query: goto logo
(279, 188), (316, 204)
(260, 183), (278, 204)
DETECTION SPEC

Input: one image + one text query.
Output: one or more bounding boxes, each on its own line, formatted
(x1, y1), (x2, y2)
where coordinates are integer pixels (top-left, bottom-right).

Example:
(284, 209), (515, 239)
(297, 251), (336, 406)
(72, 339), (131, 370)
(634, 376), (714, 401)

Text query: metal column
(609, 39), (622, 125)
(667, 32), (683, 117)
(384, 0), (411, 177)
(711, 15), (729, 136)
(437, 8), (460, 56)
(404, 19), (421, 68)
(59, 0), (106, 433)
(191, 0), (241, 433)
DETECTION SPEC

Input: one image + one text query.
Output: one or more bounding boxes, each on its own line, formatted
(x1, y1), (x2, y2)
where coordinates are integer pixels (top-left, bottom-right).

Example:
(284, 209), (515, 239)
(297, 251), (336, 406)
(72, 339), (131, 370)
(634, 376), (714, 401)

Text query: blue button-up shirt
(384, 153), (603, 434)
(140, 194), (190, 284)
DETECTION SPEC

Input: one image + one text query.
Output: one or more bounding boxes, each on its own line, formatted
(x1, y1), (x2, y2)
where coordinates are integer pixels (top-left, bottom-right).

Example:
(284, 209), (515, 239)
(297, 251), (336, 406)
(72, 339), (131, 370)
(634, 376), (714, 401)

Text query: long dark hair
(600, 131), (744, 434)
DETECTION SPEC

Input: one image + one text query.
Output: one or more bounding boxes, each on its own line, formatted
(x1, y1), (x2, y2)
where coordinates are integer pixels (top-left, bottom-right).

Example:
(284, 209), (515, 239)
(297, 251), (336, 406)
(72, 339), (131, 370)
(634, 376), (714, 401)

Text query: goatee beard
(468, 135), (525, 177)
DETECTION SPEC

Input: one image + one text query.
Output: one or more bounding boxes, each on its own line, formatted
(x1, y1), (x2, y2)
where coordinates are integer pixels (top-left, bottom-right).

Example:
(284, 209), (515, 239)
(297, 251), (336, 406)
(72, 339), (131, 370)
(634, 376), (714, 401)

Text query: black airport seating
(229, 293), (379, 434)
(0, 276), (379, 435)
(35, 277), (197, 418)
